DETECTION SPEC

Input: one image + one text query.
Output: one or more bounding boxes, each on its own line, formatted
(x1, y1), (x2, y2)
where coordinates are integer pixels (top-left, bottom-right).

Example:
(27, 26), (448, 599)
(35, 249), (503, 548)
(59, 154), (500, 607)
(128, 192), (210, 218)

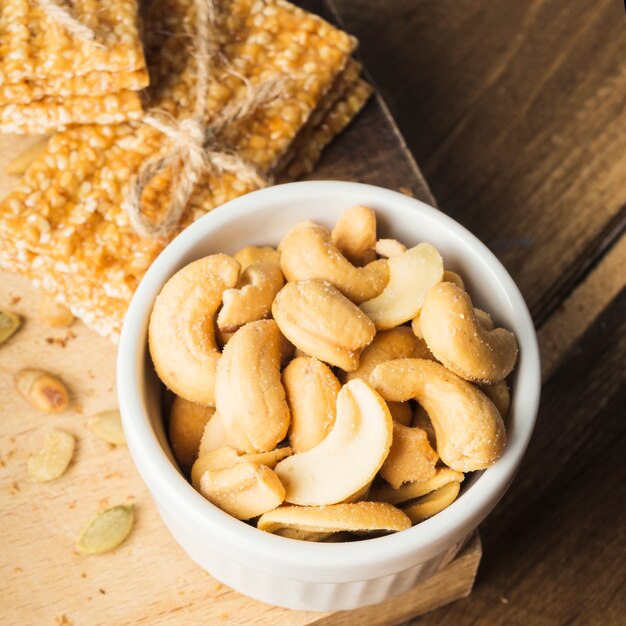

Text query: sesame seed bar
(0, 0), (146, 84)
(0, 90), (145, 134)
(273, 57), (363, 175)
(280, 79), (373, 180)
(0, 0), (366, 339)
(0, 69), (149, 105)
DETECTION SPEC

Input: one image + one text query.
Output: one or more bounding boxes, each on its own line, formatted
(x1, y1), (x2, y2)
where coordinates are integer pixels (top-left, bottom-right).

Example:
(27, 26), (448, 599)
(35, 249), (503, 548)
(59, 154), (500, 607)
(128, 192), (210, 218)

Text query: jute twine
(35, 0), (100, 44)
(123, 0), (281, 239)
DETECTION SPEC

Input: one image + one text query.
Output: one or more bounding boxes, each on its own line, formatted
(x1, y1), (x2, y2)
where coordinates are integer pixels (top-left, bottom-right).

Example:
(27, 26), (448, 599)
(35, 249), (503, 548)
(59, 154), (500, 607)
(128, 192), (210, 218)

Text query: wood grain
(334, 0), (626, 323)
(538, 230), (626, 381)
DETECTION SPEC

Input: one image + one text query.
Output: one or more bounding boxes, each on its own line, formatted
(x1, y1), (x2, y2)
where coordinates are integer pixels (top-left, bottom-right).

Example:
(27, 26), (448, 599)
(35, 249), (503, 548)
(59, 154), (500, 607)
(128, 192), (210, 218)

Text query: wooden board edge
(310, 533), (482, 626)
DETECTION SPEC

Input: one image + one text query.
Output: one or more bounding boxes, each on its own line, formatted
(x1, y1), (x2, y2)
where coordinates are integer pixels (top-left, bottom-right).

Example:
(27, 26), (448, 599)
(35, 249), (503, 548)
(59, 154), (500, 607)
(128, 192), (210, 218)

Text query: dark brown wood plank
(308, 96), (435, 206)
(333, 0), (626, 323)
(297, 0), (436, 206)
(538, 231), (626, 381)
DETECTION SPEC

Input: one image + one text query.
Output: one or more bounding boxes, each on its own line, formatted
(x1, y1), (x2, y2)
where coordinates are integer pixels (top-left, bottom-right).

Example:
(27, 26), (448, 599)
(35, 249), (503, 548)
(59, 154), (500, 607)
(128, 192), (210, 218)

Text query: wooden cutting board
(0, 4), (481, 625)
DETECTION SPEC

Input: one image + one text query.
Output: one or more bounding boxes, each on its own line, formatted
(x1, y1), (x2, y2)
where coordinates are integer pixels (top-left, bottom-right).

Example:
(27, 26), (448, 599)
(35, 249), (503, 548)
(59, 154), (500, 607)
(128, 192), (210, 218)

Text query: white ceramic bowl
(117, 181), (540, 612)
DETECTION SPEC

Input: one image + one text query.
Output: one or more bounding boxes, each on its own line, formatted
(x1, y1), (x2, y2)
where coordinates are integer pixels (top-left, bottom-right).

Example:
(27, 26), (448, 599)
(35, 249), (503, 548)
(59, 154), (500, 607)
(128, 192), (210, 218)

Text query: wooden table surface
(332, 1), (626, 624)
(1, 1), (625, 625)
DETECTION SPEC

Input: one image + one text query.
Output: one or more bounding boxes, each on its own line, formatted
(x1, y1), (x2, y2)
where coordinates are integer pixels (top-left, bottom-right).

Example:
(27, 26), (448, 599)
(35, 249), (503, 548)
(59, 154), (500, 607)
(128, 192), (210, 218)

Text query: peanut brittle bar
(0, 0), (146, 84)
(280, 79), (373, 180)
(0, 69), (149, 105)
(0, 0), (363, 339)
(274, 57), (363, 174)
(0, 90), (144, 134)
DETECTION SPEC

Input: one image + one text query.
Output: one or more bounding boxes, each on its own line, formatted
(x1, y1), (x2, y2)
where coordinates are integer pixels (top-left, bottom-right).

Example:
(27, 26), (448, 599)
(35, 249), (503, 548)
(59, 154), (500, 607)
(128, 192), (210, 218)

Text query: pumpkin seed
(76, 504), (134, 555)
(27, 430), (75, 482)
(0, 309), (21, 345)
(87, 410), (125, 445)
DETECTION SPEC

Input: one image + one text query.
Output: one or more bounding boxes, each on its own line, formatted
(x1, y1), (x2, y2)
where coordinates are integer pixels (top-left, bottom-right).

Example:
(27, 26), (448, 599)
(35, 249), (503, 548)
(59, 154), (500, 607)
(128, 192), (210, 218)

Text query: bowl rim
(118, 180), (541, 581)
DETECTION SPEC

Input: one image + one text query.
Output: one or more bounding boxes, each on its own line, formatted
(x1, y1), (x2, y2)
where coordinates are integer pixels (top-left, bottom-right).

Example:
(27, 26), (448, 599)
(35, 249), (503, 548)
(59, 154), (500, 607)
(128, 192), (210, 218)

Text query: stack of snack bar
(0, 0), (147, 133)
(0, 0), (372, 340)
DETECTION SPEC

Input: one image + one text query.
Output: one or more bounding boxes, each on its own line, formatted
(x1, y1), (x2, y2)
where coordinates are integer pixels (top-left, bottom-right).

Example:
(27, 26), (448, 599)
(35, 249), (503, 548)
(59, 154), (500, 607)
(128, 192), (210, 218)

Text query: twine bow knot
(35, 0), (101, 44)
(39, 0), (281, 239)
(121, 0), (282, 239)
(122, 94), (275, 239)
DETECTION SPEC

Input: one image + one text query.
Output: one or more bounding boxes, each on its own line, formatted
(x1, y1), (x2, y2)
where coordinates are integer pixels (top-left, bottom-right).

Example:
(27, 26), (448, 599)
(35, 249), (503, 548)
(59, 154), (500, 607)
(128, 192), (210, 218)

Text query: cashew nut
(257, 502), (411, 534)
(283, 357), (341, 452)
(420, 282), (518, 383)
(149, 254), (240, 406)
(275, 379), (393, 505)
(474, 308), (494, 331)
(215, 320), (291, 453)
(278, 221), (389, 304)
(199, 460), (285, 520)
(370, 467), (464, 506)
(387, 401), (413, 426)
(344, 326), (432, 383)
(169, 397), (215, 473)
(442, 270), (465, 290)
(217, 261), (285, 332)
(478, 380), (511, 418)
(215, 327), (235, 349)
(379, 422), (439, 489)
(360, 243), (444, 330)
(370, 358), (506, 472)
(412, 302), (492, 338)
(274, 528), (334, 542)
(233, 245), (280, 270)
(402, 480), (461, 524)
(412, 403), (437, 448)
(191, 445), (292, 489)
(330, 205), (377, 266)
(198, 410), (240, 456)
(375, 238), (406, 258)
(272, 279), (376, 371)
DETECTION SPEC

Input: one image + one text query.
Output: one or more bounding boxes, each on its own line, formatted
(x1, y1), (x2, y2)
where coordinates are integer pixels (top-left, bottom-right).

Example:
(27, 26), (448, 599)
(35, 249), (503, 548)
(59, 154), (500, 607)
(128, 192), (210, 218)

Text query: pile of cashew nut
(149, 205), (518, 540)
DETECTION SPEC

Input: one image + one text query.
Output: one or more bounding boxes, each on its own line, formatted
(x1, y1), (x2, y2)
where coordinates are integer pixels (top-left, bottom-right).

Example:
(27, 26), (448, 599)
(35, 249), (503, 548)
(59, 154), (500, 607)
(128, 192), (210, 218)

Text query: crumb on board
(8, 481), (19, 494)
(54, 615), (72, 626)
